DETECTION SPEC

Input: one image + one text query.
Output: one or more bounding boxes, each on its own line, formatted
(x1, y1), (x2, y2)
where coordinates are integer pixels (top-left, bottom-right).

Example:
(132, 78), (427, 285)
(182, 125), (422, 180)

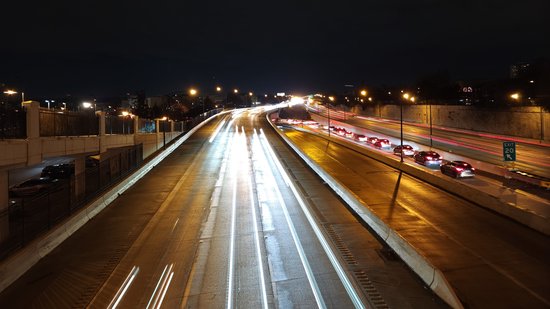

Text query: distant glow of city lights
(290, 97), (304, 105)
(82, 102), (92, 108)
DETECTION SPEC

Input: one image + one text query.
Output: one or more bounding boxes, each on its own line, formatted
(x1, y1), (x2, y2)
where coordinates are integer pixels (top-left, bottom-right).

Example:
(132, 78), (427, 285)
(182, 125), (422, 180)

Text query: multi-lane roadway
(0, 109), (445, 308)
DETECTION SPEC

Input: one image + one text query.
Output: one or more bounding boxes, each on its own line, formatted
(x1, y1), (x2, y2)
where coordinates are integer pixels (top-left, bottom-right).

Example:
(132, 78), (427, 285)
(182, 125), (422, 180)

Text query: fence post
(0, 170), (9, 243)
(22, 101), (42, 165)
(98, 111), (106, 153)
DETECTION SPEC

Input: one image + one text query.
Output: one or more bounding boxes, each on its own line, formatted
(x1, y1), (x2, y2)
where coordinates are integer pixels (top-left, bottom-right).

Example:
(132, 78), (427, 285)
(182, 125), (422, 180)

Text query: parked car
(393, 145), (415, 156)
(440, 161), (475, 178)
(41, 163), (74, 179)
(9, 177), (60, 197)
(367, 137), (379, 144)
(355, 134), (368, 142)
(374, 138), (391, 148)
(413, 151), (442, 166)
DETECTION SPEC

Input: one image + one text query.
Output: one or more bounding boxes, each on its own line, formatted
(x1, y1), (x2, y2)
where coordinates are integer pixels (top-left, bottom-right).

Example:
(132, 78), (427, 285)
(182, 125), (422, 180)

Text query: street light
(3, 90), (18, 108)
(233, 89), (239, 94)
(328, 96), (335, 137)
(216, 86), (222, 92)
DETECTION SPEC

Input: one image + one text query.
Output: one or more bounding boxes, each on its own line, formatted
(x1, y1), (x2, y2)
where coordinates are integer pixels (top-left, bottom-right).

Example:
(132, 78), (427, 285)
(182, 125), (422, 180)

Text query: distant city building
(146, 96), (169, 108)
(510, 62), (531, 79)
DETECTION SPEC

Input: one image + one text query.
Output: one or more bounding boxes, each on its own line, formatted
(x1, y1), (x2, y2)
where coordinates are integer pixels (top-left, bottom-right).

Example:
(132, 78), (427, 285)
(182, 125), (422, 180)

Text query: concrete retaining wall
(353, 104), (549, 141)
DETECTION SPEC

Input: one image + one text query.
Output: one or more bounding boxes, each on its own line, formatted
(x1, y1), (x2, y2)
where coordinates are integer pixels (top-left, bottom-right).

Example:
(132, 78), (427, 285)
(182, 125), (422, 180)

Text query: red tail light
(426, 156), (432, 160)
(455, 167), (463, 172)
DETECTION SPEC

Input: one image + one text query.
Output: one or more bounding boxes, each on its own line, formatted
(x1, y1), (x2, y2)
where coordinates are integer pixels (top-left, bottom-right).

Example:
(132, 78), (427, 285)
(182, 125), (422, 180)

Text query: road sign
(503, 142), (516, 161)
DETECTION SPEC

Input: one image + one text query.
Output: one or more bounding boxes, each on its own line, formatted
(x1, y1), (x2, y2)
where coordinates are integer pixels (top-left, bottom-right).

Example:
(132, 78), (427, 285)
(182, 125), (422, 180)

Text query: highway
(279, 117), (550, 308)
(0, 109), (445, 308)
(308, 105), (550, 179)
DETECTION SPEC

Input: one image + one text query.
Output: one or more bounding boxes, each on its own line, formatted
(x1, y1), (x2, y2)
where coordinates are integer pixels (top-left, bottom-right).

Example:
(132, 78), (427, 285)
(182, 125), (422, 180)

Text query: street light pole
(400, 99), (404, 163)
(429, 102), (433, 148)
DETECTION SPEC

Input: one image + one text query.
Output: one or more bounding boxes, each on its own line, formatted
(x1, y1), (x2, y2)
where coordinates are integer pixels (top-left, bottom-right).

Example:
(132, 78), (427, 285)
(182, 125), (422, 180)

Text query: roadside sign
(503, 142), (516, 161)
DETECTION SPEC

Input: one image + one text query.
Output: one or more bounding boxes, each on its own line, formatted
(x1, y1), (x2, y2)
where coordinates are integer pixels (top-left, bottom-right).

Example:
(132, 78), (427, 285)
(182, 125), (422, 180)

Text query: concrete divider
(0, 111), (229, 293)
(269, 114), (465, 309)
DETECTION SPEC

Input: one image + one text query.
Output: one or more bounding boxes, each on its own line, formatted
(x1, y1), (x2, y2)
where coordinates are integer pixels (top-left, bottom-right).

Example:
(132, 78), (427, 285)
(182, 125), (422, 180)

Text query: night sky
(2, 0), (549, 97)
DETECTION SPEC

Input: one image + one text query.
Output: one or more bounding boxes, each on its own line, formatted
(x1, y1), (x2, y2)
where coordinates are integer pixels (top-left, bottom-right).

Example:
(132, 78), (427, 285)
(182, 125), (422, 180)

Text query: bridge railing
(39, 109), (99, 137)
(105, 115), (134, 134)
(0, 107), (26, 139)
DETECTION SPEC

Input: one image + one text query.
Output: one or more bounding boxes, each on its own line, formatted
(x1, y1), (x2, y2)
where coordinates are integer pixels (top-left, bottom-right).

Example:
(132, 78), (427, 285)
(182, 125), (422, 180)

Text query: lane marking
(260, 128), (365, 309)
(107, 266), (139, 309)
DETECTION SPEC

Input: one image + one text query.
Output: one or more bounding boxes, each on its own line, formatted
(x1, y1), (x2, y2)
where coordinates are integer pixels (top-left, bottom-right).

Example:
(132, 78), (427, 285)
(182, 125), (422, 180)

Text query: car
(335, 128), (348, 136)
(374, 138), (391, 148)
(393, 144), (415, 156)
(41, 163), (74, 179)
(345, 131), (355, 138)
(413, 151), (442, 166)
(355, 134), (368, 142)
(9, 177), (60, 197)
(367, 137), (379, 144)
(440, 161), (475, 178)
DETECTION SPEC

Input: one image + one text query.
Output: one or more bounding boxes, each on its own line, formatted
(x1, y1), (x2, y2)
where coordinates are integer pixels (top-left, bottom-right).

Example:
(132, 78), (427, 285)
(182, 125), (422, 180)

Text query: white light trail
(209, 119), (226, 143)
(146, 263), (175, 309)
(249, 129), (269, 309)
(107, 266), (140, 309)
(255, 129), (326, 309)
(226, 126), (243, 309)
(259, 128), (365, 309)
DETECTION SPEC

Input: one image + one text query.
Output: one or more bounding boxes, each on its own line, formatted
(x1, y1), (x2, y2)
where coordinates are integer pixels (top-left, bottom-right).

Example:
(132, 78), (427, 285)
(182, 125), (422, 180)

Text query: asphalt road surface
(0, 109), (446, 308)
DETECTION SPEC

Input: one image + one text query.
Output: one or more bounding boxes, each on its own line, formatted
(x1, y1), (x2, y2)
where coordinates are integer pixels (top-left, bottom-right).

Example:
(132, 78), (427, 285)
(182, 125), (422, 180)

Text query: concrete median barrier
(269, 113), (464, 309)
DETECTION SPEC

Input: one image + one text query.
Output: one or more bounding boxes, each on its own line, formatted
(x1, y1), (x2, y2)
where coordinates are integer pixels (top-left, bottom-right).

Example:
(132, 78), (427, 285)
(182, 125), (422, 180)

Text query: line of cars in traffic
(328, 126), (476, 179)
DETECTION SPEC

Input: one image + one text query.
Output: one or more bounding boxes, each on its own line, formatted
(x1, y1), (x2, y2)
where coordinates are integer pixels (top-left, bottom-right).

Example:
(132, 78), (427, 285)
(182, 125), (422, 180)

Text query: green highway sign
(503, 142), (516, 161)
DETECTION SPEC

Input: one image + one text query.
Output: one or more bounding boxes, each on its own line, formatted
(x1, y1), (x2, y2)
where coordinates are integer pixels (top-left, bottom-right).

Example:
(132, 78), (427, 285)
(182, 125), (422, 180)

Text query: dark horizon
(2, 1), (549, 98)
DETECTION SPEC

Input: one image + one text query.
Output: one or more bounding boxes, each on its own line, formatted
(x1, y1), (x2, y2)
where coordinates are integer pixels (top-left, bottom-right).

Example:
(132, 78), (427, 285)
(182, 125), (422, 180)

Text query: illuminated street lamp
(327, 96), (335, 137)
(248, 92), (253, 96)
(216, 86), (222, 92)
(82, 102), (93, 109)
(234, 89), (239, 94)
(189, 88), (198, 96)
(510, 93), (520, 101)
(360, 90), (367, 97)
(3, 90), (19, 107)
